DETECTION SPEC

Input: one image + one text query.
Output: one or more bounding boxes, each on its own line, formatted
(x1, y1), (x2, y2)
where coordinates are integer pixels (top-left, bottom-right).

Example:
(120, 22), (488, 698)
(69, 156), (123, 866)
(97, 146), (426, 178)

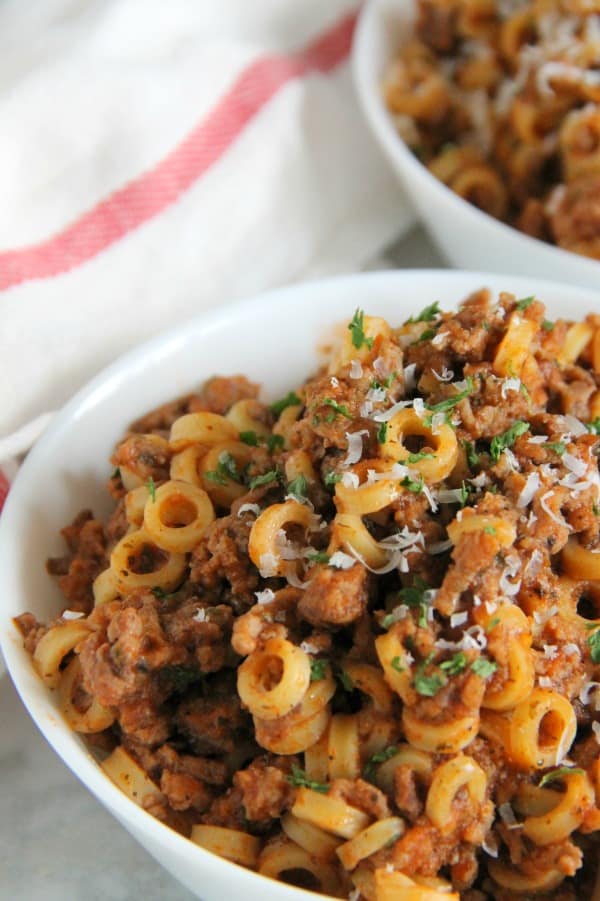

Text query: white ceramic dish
(2, 269), (600, 901)
(353, 0), (600, 290)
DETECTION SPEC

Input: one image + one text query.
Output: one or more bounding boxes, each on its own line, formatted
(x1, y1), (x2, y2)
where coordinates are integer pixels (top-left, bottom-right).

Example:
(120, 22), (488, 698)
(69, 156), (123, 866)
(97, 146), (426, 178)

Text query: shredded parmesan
(258, 553), (278, 578)
(192, 608), (208, 622)
(341, 471), (360, 490)
(237, 503), (261, 517)
(61, 610), (85, 620)
(450, 611), (469, 628)
(432, 366), (454, 382)
(343, 430), (369, 466)
(403, 363), (417, 392)
(593, 721), (600, 744)
(329, 551), (356, 570)
(501, 377), (522, 398)
(349, 359), (363, 379)
(517, 472), (540, 508)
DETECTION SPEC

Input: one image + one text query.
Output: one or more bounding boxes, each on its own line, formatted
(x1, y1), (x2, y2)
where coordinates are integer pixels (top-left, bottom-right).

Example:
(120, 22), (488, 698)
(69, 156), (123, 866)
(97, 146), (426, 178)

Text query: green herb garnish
(248, 469), (279, 490)
(588, 628), (600, 663)
(406, 301), (441, 324)
(111, 467), (121, 480)
(440, 653), (468, 676)
(471, 658), (498, 678)
(204, 451), (242, 485)
(588, 419), (600, 436)
(414, 653), (446, 697)
(398, 578), (432, 628)
(323, 398), (353, 420)
(463, 440), (480, 467)
(391, 656), (404, 673)
(146, 476), (157, 502)
(307, 551), (330, 564)
(546, 441), (566, 456)
(310, 659), (329, 682)
(348, 309), (374, 351)
(287, 474), (308, 499)
(239, 430), (259, 446)
(364, 746), (398, 780)
(271, 391), (302, 416)
(542, 319), (554, 332)
(287, 765), (329, 794)
(515, 296), (535, 312)
(407, 451), (435, 463)
(401, 475), (424, 494)
(377, 422), (388, 444)
(426, 378), (474, 415)
(337, 669), (354, 692)
(538, 766), (585, 788)
(489, 421), (529, 463)
(324, 471), (342, 486)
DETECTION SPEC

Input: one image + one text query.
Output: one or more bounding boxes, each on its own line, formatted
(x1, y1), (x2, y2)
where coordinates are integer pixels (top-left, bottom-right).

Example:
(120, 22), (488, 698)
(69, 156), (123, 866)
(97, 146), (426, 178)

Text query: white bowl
(2, 269), (600, 900)
(353, 0), (600, 290)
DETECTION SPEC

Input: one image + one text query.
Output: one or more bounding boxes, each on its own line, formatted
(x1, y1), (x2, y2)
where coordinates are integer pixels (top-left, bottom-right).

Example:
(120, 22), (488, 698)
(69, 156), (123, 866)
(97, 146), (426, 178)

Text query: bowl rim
(351, 0), (600, 277)
(3, 267), (600, 900)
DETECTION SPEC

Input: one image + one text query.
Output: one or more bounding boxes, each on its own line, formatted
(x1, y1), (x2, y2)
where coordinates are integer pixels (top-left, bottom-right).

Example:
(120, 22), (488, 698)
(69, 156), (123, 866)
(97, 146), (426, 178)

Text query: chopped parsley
(377, 421), (388, 444)
(391, 656), (405, 673)
(440, 652), (468, 676)
(151, 586), (168, 599)
(287, 765), (329, 794)
(538, 766), (585, 788)
(546, 441), (566, 456)
(287, 474), (308, 499)
(306, 551), (330, 564)
(588, 419), (600, 436)
(309, 659), (329, 682)
(239, 430), (259, 446)
(267, 433), (285, 454)
(462, 439), (480, 467)
(111, 467), (121, 480)
(271, 391), (302, 416)
(486, 617), (501, 633)
(515, 296), (535, 312)
(401, 474), (424, 494)
(489, 420), (529, 463)
(248, 469), (279, 490)
(594, 503), (600, 516)
(348, 308), (374, 351)
(414, 652), (446, 697)
(204, 451), (242, 485)
(405, 301), (441, 324)
(471, 658), (498, 678)
(397, 577), (433, 628)
(324, 471), (342, 486)
(460, 480), (471, 507)
(588, 628), (600, 663)
(483, 526), (497, 535)
(337, 669), (354, 692)
(322, 398), (353, 420)
(426, 378), (474, 415)
(146, 476), (157, 502)
(407, 451), (435, 463)
(364, 745), (398, 781)
(414, 327), (438, 344)
(542, 319), (554, 332)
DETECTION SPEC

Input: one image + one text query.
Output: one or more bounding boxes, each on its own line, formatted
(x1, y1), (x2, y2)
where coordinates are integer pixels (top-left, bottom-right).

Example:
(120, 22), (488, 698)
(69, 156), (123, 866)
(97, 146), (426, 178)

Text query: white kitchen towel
(0, 0), (413, 511)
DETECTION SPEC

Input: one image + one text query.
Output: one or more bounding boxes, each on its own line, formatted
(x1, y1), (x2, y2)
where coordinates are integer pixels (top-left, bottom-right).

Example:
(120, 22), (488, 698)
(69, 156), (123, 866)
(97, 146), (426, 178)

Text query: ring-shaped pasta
(109, 528), (187, 593)
(254, 706), (331, 755)
(425, 755), (487, 834)
(450, 165), (508, 220)
(328, 314), (392, 373)
(304, 730), (330, 783)
(199, 441), (253, 508)
(375, 630), (413, 703)
(507, 689), (577, 770)
(374, 868), (459, 901)
(190, 825), (262, 868)
(402, 707), (479, 754)
(237, 637), (311, 721)
(281, 813), (342, 860)
(521, 772), (595, 846)
(92, 567), (119, 607)
(493, 311), (538, 377)
(331, 513), (389, 570)
(447, 511), (517, 549)
(225, 398), (271, 439)
(258, 837), (341, 897)
(284, 450), (318, 488)
(59, 655), (115, 733)
(124, 485), (151, 527)
(327, 714), (360, 781)
(341, 661), (394, 713)
(487, 860), (565, 894)
(375, 745), (434, 795)
(169, 445), (205, 488)
(479, 605), (534, 711)
(557, 321), (594, 367)
(33, 619), (92, 688)
(101, 746), (161, 808)
(380, 409), (458, 483)
(272, 404), (302, 449)
(336, 817), (405, 871)
(143, 479), (215, 553)
(334, 461), (403, 516)
(561, 536), (600, 581)
(169, 411), (238, 453)
(291, 787), (371, 840)
(249, 500), (315, 578)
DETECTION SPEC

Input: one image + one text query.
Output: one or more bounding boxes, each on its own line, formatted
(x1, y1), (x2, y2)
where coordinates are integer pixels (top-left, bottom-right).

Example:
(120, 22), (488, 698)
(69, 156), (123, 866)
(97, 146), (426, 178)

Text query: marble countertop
(0, 227), (443, 900)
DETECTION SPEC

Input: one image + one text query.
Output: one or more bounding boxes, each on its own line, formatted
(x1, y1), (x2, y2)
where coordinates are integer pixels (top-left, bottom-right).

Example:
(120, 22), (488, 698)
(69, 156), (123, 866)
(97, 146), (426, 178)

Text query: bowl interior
(3, 269), (600, 899)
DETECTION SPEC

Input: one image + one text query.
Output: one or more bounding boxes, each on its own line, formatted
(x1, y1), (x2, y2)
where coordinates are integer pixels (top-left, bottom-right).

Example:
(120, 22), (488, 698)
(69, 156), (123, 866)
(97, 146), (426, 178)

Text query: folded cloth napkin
(0, 0), (413, 512)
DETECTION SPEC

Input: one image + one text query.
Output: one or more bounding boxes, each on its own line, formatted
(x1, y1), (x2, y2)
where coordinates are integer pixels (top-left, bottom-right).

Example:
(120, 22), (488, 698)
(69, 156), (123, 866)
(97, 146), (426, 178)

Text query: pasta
(16, 293), (600, 898)
(384, 0), (600, 259)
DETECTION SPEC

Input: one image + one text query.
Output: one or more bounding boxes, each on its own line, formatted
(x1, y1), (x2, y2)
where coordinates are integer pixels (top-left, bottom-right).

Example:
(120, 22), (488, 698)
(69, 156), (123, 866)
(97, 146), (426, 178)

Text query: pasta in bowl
(353, 0), (600, 289)
(3, 270), (600, 901)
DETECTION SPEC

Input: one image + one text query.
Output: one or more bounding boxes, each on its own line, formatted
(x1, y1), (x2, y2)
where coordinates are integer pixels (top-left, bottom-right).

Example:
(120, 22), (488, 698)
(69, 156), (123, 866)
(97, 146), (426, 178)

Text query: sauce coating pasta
(384, 0), (600, 259)
(16, 296), (600, 899)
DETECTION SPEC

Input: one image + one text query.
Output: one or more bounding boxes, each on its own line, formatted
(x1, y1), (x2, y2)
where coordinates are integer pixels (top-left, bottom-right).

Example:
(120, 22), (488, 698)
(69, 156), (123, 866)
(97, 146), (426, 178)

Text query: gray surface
(0, 225), (442, 900)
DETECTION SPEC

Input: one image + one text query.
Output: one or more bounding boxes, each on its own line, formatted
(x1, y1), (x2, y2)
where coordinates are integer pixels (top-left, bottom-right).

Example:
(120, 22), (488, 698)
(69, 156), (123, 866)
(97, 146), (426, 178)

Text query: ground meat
(160, 769), (214, 813)
(297, 564), (369, 627)
(176, 695), (250, 756)
(201, 785), (246, 830)
(105, 498), (128, 544)
(190, 512), (259, 606)
(13, 612), (48, 655)
(234, 757), (295, 823)
(329, 778), (391, 820)
(119, 698), (171, 746)
(111, 433), (171, 483)
(46, 510), (106, 612)
(394, 764), (424, 822)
